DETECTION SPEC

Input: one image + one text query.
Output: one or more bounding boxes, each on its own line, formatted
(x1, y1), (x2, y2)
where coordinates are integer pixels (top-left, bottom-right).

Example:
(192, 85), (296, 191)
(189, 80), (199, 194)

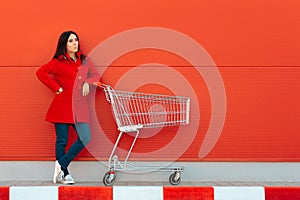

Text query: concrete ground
(2, 161), (300, 187)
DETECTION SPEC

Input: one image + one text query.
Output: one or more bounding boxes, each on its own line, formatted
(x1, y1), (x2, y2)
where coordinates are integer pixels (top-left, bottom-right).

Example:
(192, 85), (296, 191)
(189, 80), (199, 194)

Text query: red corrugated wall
(0, 0), (300, 161)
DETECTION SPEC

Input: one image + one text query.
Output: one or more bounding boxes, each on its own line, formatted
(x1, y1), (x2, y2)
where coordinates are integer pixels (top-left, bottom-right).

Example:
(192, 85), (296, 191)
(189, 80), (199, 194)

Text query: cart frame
(100, 85), (190, 186)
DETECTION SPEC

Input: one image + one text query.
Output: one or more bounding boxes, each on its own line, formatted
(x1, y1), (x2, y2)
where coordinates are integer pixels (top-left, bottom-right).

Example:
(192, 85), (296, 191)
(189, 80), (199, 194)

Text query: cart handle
(95, 82), (112, 103)
(95, 82), (110, 89)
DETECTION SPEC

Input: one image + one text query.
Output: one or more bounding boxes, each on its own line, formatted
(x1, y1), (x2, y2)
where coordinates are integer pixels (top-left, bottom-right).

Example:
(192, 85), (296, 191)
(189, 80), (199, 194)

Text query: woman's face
(66, 33), (78, 54)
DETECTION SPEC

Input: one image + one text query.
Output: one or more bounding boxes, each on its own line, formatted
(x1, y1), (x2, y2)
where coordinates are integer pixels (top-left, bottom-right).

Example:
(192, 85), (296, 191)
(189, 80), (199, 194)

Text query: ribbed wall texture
(0, 0), (300, 161)
(1, 66), (300, 161)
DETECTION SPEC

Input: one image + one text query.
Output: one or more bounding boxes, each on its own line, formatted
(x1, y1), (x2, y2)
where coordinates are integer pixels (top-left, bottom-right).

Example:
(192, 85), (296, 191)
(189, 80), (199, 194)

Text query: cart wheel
(169, 172), (181, 185)
(103, 172), (116, 186)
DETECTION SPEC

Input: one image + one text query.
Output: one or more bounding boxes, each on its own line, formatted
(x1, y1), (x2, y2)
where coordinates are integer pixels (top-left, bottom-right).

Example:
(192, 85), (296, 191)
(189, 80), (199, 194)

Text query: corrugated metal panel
(1, 66), (300, 161)
(0, 1), (300, 67)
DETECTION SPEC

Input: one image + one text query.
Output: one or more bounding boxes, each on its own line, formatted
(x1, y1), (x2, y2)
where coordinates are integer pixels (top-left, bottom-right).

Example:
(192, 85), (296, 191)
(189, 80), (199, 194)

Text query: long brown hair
(53, 31), (86, 64)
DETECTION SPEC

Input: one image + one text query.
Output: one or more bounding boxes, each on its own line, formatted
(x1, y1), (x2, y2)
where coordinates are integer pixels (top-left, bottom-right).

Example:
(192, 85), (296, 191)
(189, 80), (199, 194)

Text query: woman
(36, 31), (101, 184)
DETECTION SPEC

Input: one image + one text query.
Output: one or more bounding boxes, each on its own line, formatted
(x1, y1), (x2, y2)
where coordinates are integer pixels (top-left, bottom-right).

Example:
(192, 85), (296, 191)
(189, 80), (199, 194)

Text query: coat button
(78, 76), (82, 80)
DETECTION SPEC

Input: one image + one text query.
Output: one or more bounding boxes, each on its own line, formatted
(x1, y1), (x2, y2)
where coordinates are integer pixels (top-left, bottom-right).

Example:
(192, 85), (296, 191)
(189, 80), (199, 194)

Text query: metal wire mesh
(105, 87), (190, 130)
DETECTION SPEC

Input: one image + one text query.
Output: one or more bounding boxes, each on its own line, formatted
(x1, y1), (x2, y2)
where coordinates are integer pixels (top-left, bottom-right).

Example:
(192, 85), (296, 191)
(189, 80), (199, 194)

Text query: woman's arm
(36, 59), (61, 93)
(85, 58), (101, 86)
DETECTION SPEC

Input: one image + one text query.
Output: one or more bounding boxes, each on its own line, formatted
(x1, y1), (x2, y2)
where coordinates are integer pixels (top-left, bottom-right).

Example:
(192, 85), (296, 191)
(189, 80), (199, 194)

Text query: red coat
(36, 53), (100, 124)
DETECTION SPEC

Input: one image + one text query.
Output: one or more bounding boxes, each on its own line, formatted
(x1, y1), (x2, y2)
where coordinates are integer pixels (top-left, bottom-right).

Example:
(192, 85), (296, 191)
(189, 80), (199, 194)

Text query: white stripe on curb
(10, 186), (59, 200)
(213, 186), (265, 200)
(113, 186), (163, 200)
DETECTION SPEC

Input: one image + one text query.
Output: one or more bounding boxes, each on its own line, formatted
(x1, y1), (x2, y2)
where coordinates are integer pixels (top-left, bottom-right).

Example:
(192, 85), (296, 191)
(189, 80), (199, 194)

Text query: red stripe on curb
(265, 187), (300, 200)
(163, 186), (214, 200)
(59, 186), (112, 200)
(0, 186), (9, 200)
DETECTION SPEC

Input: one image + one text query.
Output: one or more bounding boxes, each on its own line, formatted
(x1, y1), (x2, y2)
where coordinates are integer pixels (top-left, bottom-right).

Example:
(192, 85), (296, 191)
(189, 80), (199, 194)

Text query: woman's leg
(54, 123), (69, 165)
(74, 122), (91, 146)
(54, 123), (69, 182)
(60, 123), (91, 171)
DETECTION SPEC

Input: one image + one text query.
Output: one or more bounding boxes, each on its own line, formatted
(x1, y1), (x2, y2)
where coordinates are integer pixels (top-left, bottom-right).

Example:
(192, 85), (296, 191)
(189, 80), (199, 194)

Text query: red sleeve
(85, 58), (101, 86)
(36, 59), (61, 92)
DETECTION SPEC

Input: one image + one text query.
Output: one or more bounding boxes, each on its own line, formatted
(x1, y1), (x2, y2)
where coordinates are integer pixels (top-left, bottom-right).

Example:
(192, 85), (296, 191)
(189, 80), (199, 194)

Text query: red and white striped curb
(1, 186), (300, 200)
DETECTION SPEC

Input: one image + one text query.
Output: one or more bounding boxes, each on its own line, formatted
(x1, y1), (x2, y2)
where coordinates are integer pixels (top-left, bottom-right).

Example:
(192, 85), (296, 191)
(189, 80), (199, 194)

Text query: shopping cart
(99, 84), (190, 186)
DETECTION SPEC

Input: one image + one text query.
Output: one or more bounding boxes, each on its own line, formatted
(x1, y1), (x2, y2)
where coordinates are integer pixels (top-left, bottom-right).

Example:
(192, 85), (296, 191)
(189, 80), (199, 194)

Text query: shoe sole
(62, 181), (75, 184)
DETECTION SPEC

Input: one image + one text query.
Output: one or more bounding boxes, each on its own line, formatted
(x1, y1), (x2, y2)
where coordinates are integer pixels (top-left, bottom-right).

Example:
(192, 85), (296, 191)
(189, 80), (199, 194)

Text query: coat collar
(58, 52), (82, 64)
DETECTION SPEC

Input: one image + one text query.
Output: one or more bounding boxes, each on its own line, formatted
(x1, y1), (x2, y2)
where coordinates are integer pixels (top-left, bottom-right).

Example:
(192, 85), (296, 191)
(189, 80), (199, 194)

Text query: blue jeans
(55, 123), (91, 170)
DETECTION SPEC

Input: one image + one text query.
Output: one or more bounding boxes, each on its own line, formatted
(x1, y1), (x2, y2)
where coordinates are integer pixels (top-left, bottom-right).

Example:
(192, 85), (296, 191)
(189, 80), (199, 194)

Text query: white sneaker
(53, 161), (64, 184)
(62, 174), (75, 184)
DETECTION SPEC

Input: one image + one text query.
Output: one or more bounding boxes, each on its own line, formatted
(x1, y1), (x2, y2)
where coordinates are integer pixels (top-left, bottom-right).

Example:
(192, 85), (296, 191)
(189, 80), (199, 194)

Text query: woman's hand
(82, 82), (90, 96)
(56, 87), (63, 94)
